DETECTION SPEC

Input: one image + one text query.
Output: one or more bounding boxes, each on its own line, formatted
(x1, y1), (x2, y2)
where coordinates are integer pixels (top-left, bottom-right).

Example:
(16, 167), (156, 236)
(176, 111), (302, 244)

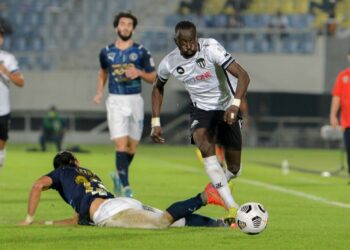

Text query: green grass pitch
(0, 144), (350, 250)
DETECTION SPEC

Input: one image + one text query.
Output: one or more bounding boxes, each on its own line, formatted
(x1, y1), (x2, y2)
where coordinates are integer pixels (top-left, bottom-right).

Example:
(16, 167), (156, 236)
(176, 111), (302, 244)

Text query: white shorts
(92, 197), (185, 228)
(106, 94), (144, 141)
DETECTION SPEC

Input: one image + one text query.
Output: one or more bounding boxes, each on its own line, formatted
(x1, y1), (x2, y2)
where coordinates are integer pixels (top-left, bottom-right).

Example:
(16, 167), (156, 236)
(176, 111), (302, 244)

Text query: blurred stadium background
(1, 0), (350, 148)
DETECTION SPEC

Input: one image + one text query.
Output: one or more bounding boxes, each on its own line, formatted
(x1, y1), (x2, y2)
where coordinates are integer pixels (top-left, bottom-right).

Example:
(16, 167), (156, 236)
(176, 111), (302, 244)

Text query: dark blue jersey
(99, 43), (155, 95)
(46, 166), (114, 225)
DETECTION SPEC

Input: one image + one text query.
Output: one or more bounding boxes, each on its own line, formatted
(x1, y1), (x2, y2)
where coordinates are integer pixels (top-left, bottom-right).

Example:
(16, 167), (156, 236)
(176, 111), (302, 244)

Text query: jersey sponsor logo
(184, 71), (213, 84)
(343, 76), (349, 84)
(129, 52), (138, 61)
(176, 66), (185, 74)
(196, 58), (206, 68)
(107, 53), (116, 61)
(112, 63), (134, 76)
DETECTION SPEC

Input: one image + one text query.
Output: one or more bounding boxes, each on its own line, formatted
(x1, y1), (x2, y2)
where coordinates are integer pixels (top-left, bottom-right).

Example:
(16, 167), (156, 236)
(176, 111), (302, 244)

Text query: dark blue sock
(127, 153), (134, 166)
(116, 151), (129, 187)
(166, 194), (204, 221)
(184, 214), (222, 227)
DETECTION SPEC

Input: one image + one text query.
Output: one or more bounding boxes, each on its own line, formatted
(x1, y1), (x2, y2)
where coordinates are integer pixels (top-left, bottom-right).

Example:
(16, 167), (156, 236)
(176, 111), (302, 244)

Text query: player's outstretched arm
(224, 62), (250, 125)
(93, 69), (108, 104)
(19, 176), (53, 226)
(151, 77), (166, 143)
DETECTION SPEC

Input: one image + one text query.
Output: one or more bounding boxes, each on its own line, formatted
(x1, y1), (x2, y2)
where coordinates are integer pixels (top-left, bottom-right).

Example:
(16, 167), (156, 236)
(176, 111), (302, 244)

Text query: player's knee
(227, 163), (243, 179)
(197, 143), (214, 158)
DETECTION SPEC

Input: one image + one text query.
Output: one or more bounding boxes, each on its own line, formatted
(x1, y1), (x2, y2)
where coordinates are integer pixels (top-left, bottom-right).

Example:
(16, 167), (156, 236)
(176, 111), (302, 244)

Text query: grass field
(0, 144), (350, 250)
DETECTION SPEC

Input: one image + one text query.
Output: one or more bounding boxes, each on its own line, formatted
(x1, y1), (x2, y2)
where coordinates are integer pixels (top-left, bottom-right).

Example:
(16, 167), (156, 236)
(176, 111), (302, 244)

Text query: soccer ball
(236, 202), (268, 235)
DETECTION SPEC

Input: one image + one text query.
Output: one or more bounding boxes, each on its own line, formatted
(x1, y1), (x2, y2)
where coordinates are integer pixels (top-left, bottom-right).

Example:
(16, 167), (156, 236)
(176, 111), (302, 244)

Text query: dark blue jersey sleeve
(99, 48), (108, 69)
(46, 170), (61, 190)
(140, 47), (155, 73)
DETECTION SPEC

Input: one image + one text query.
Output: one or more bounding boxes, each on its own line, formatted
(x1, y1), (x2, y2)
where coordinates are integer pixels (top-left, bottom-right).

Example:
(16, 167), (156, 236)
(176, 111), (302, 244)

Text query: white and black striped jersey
(157, 38), (238, 111)
(0, 50), (19, 116)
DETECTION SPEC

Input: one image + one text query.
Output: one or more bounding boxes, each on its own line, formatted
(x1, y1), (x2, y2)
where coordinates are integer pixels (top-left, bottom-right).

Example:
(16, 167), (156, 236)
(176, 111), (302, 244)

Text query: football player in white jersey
(0, 27), (24, 168)
(151, 21), (250, 223)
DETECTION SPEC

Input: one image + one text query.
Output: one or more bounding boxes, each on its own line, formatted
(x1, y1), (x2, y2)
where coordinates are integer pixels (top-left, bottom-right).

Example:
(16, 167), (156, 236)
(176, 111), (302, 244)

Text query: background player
(329, 49), (350, 183)
(0, 27), (25, 168)
(151, 21), (250, 221)
(20, 151), (230, 228)
(93, 12), (156, 197)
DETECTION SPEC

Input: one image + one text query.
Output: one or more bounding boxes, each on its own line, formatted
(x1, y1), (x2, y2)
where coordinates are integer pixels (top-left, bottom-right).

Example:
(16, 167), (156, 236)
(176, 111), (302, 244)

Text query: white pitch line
(142, 156), (350, 209)
(240, 178), (350, 209)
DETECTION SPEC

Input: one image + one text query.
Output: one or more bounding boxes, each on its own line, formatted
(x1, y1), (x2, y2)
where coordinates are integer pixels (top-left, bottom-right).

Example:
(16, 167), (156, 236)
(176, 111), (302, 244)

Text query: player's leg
(193, 128), (239, 210)
(0, 114), (10, 167)
(106, 95), (131, 196)
(121, 94), (144, 197)
(344, 128), (350, 181)
(217, 119), (243, 222)
(0, 139), (6, 168)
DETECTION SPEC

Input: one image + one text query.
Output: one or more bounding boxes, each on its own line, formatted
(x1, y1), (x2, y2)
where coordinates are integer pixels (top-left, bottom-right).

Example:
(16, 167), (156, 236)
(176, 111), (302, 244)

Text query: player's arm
(0, 64), (24, 87)
(330, 96), (340, 127)
(150, 76), (167, 143)
(19, 175), (53, 226)
(126, 66), (156, 84)
(93, 68), (108, 104)
(225, 61), (250, 125)
(36, 213), (79, 226)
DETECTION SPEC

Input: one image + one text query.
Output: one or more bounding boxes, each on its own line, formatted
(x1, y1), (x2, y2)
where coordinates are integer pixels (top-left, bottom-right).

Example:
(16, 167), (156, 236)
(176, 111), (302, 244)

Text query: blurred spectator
(329, 50), (350, 182)
(0, 17), (13, 35)
(309, 0), (341, 18)
(39, 106), (65, 152)
(223, 0), (252, 11)
(267, 10), (290, 40)
(178, 0), (204, 15)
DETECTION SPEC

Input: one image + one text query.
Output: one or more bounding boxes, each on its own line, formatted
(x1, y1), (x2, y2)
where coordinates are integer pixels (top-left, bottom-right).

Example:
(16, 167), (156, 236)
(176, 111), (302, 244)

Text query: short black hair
(113, 12), (138, 28)
(53, 151), (77, 169)
(175, 21), (196, 34)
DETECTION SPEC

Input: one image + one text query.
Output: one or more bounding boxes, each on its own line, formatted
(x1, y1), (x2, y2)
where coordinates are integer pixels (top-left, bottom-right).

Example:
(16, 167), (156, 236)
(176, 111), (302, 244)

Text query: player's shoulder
(100, 43), (116, 53)
(133, 42), (151, 53)
(199, 38), (220, 48)
(338, 68), (350, 76)
(0, 49), (16, 60)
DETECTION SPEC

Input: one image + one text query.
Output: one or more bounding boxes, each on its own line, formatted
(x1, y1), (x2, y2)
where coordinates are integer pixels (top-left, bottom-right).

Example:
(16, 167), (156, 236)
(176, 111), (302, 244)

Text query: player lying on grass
(20, 151), (230, 228)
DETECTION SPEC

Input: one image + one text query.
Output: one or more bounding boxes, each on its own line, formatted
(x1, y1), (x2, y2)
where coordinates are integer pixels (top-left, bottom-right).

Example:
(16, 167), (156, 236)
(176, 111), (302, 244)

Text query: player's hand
(151, 126), (165, 143)
(330, 115), (339, 128)
(224, 105), (239, 125)
(93, 93), (103, 104)
(125, 65), (141, 80)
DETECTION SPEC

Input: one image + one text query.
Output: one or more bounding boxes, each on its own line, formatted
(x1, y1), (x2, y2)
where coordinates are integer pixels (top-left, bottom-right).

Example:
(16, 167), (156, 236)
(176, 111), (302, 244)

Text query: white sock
(0, 149), (6, 167)
(226, 164), (243, 181)
(203, 156), (239, 209)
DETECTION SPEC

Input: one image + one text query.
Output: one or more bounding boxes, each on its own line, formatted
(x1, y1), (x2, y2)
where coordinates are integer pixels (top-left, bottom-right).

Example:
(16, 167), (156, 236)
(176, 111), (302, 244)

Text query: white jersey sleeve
(206, 38), (235, 70)
(4, 54), (19, 73)
(157, 56), (171, 83)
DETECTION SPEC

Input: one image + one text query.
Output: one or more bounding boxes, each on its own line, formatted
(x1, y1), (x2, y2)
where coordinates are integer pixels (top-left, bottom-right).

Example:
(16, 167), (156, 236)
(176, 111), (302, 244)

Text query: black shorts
(189, 106), (242, 150)
(0, 113), (10, 141)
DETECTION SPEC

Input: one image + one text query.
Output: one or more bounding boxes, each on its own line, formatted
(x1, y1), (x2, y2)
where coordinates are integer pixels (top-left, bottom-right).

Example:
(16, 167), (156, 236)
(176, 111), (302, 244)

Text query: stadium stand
(2, 0), (350, 147)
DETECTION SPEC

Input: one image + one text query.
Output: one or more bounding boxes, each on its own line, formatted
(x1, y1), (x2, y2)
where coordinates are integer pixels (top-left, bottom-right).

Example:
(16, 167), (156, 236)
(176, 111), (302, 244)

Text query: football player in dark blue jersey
(20, 151), (231, 228)
(93, 12), (156, 198)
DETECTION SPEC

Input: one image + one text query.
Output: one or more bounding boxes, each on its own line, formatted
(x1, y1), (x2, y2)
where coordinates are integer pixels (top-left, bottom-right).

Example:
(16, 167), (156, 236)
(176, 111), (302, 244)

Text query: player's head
(53, 151), (78, 169)
(113, 12), (138, 41)
(174, 21), (198, 59)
